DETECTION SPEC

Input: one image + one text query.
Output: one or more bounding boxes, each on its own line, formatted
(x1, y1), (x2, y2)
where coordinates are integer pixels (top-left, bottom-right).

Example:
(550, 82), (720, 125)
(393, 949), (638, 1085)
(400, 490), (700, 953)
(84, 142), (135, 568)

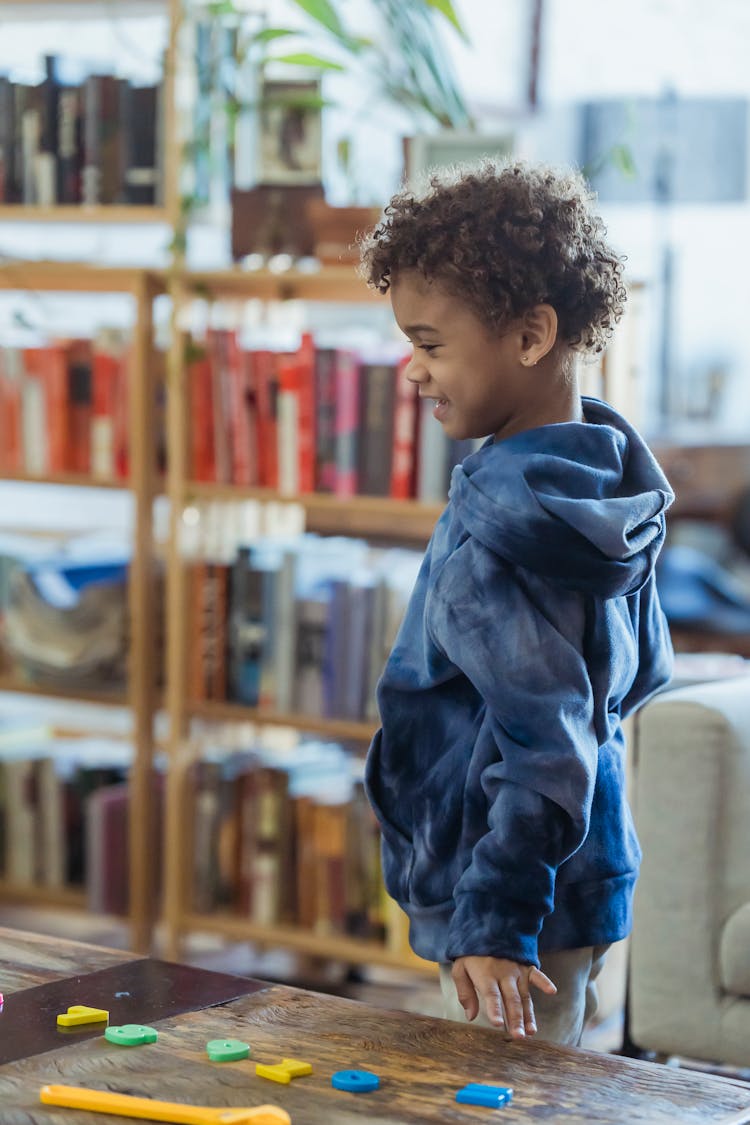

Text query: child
(360, 161), (674, 1046)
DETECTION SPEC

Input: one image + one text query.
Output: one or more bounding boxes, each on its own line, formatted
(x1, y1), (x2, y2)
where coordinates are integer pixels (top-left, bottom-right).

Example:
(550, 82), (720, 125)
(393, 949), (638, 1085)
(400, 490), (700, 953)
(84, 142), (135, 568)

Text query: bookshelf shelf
(181, 912), (436, 976)
(2, 471), (130, 490)
(0, 206), (170, 224)
(0, 262), (163, 293)
(0, 880), (87, 909)
(0, 674), (129, 708)
(187, 484), (444, 544)
(182, 267), (382, 304)
(190, 701), (376, 743)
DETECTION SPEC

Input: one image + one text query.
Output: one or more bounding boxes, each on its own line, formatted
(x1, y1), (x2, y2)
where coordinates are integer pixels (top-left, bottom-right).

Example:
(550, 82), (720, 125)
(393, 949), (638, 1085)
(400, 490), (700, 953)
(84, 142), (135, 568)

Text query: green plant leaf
(424, 0), (470, 42)
(272, 51), (346, 71)
(611, 143), (637, 179)
(288, 0), (347, 39)
(252, 27), (299, 44)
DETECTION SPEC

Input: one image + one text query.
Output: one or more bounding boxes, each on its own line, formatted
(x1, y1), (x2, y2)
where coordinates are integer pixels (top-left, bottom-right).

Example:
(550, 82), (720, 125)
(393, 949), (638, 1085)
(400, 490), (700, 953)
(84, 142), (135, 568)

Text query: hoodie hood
(449, 397), (674, 598)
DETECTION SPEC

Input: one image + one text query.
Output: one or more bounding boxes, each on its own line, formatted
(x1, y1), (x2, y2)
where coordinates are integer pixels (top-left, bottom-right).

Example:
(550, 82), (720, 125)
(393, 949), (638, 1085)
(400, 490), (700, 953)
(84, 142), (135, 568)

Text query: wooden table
(2, 927), (750, 1125)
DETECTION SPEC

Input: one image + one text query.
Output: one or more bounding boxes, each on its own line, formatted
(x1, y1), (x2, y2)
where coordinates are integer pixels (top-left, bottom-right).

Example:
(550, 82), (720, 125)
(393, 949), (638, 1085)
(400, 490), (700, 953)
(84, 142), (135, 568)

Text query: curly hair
(359, 160), (627, 355)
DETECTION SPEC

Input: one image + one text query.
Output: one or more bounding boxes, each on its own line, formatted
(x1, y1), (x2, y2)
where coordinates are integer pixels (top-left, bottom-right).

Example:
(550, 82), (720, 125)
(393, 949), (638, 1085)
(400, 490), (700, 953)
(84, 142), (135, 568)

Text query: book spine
(296, 332), (317, 493)
(66, 339), (93, 474)
(277, 360), (300, 497)
(416, 394), (449, 502)
(188, 352), (215, 482)
(82, 75), (102, 206)
(333, 350), (361, 497)
(253, 350), (279, 489)
(314, 348), (337, 492)
(358, 362), (396, 496)
(36, 55), (59, 206)
(207, 329), (232, 484)
(57, 85), (82, 204)
(226, 331), (253, 485)
(0, 77), (17, 202)
(390, 354), (419, 499)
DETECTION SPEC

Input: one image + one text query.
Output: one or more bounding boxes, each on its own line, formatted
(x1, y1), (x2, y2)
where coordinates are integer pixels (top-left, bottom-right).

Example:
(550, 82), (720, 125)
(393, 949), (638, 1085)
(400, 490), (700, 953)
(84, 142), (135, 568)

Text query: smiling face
(390, 270), (576, 443)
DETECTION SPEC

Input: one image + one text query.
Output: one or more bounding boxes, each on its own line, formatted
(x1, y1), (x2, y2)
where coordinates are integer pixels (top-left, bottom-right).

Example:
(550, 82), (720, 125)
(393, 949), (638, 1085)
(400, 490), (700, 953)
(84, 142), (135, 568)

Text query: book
(57, 83), (82, 204)
(0, 76), (17, 202)
(333, 349), (361, 497)
(188, 350), (215, 482)
(358, 362), (396, 496)
(314, 347), (338, 491)
(228, 548), (266, 706)
(65, 339), (93, 474)
(390, 355), (419, 499)
(122, 84), (159, 205)
(252, 349), (279, 489)
(86, 781), (129, 915)
(294, 595), (328, 717)
(36, 55), (60, 207)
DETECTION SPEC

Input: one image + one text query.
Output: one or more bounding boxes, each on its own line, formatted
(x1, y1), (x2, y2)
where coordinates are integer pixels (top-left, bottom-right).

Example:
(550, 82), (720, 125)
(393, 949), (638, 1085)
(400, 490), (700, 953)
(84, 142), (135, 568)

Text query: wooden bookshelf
(187, 484), (443, 544)
(0, 674), (129, 708)
(181, 913), (436, 976)
(1, 471), (130, 490)
(0, 881), (87, 909)
(181, 267), (383, 304)
(0, 264), (163, 955)
(0, 206), (169, 224)
(190, 700), (376, 744)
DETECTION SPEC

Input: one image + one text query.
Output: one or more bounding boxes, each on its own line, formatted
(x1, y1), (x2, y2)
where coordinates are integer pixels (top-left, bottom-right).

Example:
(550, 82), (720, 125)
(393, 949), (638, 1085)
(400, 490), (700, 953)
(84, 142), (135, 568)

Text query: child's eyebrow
(404, 322), (440, 335)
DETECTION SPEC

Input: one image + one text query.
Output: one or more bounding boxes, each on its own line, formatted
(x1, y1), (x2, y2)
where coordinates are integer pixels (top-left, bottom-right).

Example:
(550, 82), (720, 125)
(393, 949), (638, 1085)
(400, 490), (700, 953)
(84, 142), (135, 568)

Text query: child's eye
(418, 343), (440, 354)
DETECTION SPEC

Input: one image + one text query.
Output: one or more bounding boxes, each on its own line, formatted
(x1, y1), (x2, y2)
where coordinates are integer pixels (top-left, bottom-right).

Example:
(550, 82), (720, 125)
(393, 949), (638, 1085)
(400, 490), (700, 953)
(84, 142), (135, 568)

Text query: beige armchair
(629, 675), (750, 1067)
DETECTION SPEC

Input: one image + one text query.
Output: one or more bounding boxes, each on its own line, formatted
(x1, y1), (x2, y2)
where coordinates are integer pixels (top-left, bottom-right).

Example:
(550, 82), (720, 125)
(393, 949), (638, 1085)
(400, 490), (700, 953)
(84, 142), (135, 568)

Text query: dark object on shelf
(230, 184), (324, 261)
(305, 200), (381, 265)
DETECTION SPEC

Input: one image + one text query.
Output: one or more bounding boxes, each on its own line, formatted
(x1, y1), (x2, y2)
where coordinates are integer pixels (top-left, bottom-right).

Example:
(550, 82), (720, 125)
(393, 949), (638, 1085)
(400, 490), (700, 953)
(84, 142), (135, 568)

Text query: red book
(390, 353), (419, 499)
(91, 347), (120, 480)
(225, 331), (253, 486)
(333, 349), (361, 497)
(252, 349), (279, 489)
(188, 352), (215, 482)
(24, 345), (68, 473)
(0, 348), (24, 473)
(63, 338), (93, 474)
(112, 345), (130, 480)
(296, 332), (317, 493)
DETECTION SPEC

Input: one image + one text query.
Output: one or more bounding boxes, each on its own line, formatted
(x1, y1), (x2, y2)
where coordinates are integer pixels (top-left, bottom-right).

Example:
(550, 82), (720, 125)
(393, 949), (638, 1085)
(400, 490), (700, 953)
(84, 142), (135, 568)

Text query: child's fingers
(529, 966), (557, 995)
(451, 962), (480, 1021)
(521, 991), (537, 1036)
(499, 981), (526, 1038)
(478, 980), (505, 1029)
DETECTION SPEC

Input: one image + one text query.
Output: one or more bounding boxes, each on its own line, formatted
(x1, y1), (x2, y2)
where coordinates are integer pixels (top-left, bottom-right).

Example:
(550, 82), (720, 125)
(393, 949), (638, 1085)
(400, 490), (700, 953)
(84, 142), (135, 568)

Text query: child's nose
(404, 351), (429, 384)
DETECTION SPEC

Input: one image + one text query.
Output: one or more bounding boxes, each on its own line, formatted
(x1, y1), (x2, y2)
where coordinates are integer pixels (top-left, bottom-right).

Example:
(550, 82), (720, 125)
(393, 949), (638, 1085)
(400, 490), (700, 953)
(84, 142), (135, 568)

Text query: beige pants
(439, 945), (610, 1047)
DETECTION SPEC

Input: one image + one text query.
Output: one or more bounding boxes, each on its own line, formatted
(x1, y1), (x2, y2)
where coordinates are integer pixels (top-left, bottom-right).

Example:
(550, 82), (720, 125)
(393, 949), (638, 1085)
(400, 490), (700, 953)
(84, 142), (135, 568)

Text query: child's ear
(520, 304), (558, 366)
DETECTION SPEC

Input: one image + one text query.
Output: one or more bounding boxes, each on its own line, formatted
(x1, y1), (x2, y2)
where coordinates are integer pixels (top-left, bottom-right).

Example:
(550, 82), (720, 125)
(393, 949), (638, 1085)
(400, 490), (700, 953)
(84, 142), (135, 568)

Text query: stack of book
(0, 729), (137, 915)
(187, 738), (387, 940)
(0, 332), (134, 480)
(188, 329), (478, 502)
(0, 56), (162, 207)
(187, 531), (422, 721)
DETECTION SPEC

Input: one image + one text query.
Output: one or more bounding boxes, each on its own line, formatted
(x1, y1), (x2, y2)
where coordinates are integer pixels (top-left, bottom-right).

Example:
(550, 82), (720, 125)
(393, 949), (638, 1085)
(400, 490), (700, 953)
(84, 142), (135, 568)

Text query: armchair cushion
(720, 902), (750, 997)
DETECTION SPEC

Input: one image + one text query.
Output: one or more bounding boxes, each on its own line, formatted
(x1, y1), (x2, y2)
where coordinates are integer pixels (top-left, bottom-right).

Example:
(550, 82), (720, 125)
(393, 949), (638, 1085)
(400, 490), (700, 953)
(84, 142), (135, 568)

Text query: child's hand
(451, 955), (557, 1039)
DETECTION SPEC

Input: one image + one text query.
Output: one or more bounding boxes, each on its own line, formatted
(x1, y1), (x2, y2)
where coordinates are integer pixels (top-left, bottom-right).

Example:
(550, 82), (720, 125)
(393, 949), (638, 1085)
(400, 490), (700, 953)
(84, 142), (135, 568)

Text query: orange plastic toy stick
(39, 1084), (291, 1125)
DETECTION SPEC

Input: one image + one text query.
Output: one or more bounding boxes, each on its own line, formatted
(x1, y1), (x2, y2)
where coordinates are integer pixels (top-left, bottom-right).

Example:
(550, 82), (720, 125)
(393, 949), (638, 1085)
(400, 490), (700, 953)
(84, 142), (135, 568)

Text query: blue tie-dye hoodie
(365, 397), (674, 966)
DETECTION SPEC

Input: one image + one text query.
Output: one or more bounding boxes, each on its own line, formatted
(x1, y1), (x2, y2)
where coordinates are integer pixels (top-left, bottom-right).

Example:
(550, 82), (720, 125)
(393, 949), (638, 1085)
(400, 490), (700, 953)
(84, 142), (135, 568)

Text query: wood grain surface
(0, 927), (138, 993)
(2, 929), (750, 1125)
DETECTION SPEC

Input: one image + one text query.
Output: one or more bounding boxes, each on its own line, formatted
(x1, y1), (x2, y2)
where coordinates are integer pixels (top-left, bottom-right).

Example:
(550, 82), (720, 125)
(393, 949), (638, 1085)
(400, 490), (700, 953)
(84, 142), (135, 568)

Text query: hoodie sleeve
(429, 539), (598, 967)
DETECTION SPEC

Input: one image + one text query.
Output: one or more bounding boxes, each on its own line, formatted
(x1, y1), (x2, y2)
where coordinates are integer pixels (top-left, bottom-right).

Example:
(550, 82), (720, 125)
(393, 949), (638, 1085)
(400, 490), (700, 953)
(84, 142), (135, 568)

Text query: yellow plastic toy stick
(56, 1005), (109, 1027)
(39, 1084), (291, 1125)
